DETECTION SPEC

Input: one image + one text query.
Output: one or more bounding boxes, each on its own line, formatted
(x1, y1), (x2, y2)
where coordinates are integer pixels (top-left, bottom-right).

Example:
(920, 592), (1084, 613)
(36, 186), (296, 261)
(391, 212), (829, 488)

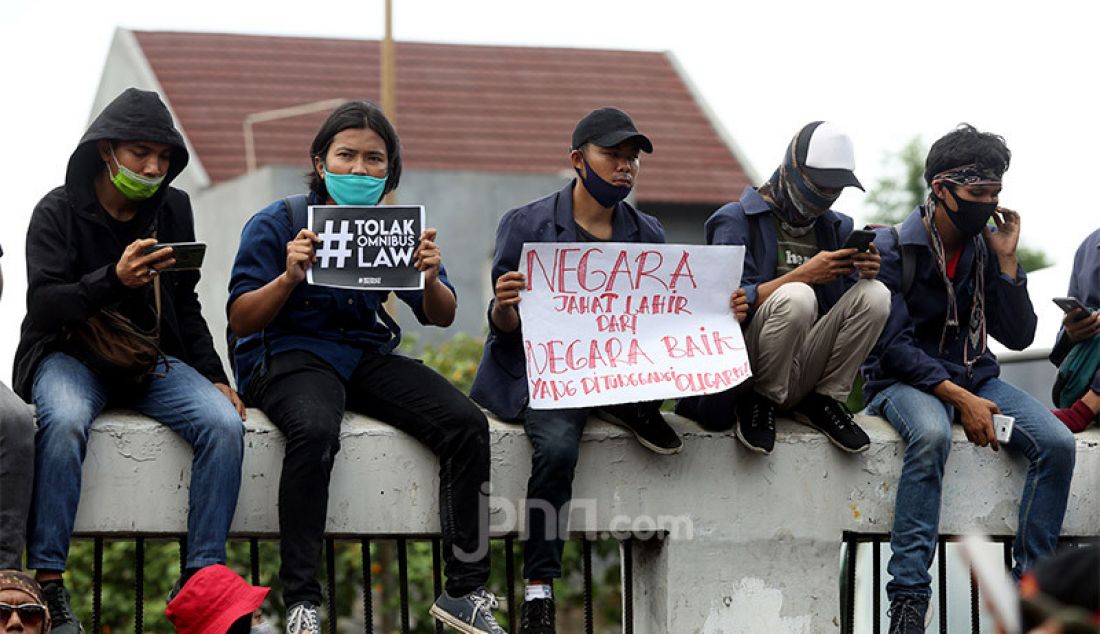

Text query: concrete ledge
(74, 411), (1099, 536)
(73, 410), (1099, 632)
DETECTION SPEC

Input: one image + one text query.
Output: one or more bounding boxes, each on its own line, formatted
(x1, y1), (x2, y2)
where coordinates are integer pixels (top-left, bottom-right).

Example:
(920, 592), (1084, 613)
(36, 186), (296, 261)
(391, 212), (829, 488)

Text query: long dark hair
(308, 100), (402, 199)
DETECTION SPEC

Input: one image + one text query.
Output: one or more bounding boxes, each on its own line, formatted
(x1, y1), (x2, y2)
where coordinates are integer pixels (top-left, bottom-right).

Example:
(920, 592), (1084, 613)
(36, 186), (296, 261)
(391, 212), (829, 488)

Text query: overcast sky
(0, 0), (1096, 383)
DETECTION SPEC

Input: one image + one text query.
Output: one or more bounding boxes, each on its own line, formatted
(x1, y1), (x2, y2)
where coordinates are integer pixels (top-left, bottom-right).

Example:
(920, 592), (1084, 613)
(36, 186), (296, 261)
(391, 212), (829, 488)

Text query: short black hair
(924, 123), (1011, 185)
(307, 101), (402, 199)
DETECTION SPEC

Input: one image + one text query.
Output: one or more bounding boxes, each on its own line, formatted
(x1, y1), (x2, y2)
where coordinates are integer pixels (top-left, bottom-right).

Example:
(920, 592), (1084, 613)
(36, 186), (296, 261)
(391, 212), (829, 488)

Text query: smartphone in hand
(841, 230), (875, 253)
(143, 242), (207, 271)
(1053, 296), (1089, 321)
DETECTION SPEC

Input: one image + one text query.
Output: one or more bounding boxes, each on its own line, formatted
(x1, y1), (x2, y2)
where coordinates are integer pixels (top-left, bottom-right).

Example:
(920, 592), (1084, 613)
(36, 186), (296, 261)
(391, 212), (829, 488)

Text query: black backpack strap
(891, 223), (916, 296)
(282, 194), (310, 236)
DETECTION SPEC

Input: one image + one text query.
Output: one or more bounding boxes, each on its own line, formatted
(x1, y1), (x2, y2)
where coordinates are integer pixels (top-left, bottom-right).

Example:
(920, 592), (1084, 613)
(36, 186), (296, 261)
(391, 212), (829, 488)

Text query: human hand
(852, 243), (881, 280)
(730, 288), (749, 322)
(414, 228), (441, 287)
(116, 238), (175, 288)
(285, 229), (318, 286)
(213, 382), (247, 421)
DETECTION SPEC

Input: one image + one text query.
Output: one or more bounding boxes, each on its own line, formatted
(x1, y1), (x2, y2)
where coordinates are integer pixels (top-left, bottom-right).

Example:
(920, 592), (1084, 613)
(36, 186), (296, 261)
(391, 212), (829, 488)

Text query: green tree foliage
(864, 137), (1051, 271)
(865, 137), (928, 226)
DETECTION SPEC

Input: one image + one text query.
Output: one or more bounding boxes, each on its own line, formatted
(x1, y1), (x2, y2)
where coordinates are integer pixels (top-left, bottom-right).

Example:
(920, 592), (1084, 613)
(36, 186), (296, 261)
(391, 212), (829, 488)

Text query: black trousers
(248, 349), (491, 605)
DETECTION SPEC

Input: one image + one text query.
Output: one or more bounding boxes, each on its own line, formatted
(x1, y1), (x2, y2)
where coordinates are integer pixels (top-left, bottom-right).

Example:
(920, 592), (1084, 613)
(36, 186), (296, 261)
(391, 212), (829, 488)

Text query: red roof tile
(134, 31), (750, 205)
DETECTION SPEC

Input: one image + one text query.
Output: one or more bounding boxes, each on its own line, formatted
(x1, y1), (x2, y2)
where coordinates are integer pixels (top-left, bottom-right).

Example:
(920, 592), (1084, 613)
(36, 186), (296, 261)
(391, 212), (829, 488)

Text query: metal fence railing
(68, 532), (639, 634)
(840, 532), (1099, 634)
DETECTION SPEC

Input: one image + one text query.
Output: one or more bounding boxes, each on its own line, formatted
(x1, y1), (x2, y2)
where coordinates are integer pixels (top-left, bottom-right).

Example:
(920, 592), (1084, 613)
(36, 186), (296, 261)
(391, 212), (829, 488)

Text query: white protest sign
(518, 242), (750, 409)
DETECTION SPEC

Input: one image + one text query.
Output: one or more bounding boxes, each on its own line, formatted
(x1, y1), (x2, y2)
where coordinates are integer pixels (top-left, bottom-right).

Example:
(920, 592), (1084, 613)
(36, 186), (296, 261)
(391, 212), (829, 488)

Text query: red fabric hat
(165, 565), (269, 634)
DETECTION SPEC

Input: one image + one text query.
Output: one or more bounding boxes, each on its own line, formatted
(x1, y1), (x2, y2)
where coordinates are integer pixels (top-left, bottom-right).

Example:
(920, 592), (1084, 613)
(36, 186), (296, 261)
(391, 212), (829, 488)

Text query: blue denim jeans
(866, 378), (1076, 600)
(27, 352), (244, 572)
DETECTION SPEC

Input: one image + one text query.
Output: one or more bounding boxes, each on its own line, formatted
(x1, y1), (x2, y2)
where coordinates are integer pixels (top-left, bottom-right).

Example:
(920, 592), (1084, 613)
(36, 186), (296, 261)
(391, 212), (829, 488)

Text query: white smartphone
(993, 414), (1015, 444)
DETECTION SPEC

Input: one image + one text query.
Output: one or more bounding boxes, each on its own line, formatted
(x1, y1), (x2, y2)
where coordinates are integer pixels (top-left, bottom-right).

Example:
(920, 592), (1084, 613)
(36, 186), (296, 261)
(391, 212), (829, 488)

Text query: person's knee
(1043, 424), (1077, 475)
(201, 406), (246, 452)
(909, 422), (952, 466)
(34, 392), (97, 448)
(451, 404), (490, 450)
(769, 282), (817, 323)
(856, 279), (892, 324)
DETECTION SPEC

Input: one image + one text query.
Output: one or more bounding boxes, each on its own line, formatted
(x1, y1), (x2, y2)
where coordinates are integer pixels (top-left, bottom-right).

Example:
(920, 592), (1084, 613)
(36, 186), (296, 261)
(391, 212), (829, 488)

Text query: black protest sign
(306, 205), (425, 291)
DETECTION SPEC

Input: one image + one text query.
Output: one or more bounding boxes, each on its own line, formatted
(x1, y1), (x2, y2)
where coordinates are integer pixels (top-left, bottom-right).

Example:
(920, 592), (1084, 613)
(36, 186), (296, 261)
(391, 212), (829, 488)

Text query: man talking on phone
(862, 124), (1075, 633)
(680, 121), (889, 454)
(1049, 232), (1100, 432)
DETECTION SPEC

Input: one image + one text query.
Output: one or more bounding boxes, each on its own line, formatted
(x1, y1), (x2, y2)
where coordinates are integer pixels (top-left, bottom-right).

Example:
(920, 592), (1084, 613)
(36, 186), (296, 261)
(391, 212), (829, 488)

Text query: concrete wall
(73, 411), (1099, 633)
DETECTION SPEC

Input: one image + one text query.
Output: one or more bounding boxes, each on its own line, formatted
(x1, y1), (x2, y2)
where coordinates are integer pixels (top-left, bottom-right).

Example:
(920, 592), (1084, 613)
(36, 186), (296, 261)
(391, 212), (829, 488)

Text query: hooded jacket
(13, 87), (229, 398)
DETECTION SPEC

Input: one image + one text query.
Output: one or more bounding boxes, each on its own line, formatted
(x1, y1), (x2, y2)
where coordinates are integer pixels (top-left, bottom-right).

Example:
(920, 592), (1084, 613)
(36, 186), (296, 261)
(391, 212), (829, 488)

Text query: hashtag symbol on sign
(315, 219), (354, 268)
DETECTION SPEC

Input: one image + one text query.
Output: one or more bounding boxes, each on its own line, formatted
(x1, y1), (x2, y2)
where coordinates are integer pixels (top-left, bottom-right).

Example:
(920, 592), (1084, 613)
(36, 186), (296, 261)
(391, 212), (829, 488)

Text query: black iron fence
(840, 532), (1100, 634)
(68, 532), (636, 634)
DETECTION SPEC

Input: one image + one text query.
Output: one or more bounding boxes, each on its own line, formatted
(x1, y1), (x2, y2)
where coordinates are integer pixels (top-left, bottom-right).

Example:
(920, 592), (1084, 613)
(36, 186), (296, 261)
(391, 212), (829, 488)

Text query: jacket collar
(553, 179), (641, 241)
(899, 207), (932, 248)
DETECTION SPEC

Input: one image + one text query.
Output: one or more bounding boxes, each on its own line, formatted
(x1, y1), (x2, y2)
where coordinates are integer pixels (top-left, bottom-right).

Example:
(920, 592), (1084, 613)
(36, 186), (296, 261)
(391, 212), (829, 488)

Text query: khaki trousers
(745, 279), (891, 408)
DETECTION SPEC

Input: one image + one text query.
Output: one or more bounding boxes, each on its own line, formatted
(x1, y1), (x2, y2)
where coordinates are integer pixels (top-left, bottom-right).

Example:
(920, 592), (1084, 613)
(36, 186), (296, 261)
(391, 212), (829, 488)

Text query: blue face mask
(323, 167), (387, 206)
(574, 156), (632, 208)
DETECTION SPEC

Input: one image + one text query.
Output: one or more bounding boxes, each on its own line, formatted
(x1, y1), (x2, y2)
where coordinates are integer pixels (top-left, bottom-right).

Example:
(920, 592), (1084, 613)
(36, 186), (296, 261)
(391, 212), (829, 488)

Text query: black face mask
(939, 186), (996, 238)
(575, 156), (632, 208)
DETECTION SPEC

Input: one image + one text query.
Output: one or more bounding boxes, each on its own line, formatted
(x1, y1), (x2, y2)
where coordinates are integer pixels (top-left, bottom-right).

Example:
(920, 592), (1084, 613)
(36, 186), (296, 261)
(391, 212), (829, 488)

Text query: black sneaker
(594, 403), (683, 454)
(887, 596), (929, 634)
(42, 580), (85, 634)
(734, 392), (776, 454)
(793, 392), (870, 453)
(520, 597), (555, 634)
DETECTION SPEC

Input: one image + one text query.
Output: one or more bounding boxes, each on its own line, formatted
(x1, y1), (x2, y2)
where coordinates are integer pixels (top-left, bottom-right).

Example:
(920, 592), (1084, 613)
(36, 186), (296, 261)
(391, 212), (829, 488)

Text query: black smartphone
(1053, 296), (1090, 320)
(842, 229), (875, 253)
(142, 242), (207, 271)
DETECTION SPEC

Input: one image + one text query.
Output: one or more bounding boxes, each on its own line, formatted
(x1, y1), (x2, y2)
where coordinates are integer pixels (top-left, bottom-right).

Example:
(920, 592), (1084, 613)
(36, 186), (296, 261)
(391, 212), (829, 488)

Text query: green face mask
(108, 146), (165, 201)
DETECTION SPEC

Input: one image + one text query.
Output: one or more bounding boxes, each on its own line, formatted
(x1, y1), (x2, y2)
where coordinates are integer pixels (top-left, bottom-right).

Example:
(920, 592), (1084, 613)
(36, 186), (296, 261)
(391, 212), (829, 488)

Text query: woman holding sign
(227, 101), (505, 634)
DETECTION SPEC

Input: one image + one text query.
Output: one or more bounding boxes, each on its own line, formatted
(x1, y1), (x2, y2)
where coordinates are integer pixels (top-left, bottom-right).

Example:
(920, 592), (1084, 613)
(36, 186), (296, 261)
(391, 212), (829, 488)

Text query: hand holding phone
(142, 242), (207, 271)
(993, 414), (1014, 444)
(842, 229), (875, 253)
(1053, 296), (1089, 320)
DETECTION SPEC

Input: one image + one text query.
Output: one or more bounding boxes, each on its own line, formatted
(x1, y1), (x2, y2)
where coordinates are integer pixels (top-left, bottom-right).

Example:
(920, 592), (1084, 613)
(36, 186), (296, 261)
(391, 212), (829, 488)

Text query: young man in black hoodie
(15, 88), (246, 633)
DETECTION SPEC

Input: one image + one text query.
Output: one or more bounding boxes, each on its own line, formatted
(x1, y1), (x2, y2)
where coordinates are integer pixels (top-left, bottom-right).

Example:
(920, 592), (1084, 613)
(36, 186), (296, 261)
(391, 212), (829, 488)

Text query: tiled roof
(134, 30), (750, 205)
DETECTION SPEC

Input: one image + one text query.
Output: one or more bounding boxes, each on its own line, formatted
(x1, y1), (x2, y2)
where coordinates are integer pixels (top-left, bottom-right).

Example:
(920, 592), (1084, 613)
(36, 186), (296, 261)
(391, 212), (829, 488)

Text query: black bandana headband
(932, 163), (1002, 187)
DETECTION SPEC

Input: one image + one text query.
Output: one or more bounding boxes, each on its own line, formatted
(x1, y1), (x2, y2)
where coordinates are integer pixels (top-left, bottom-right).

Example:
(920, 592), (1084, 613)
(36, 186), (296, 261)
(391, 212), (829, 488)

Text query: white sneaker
(285, 602), (320, 634)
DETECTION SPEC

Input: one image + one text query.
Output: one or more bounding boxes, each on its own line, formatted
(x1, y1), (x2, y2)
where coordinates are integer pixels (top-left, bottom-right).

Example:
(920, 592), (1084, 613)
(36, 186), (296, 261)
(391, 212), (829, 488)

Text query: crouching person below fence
(678, 122), (889, 455)
(15, 88), (246, 634)
(1049, 228), (1100, 433)
(227, 101), (504, 634)
(861, 124), (1076, 634)
(0, 570), (50, 634)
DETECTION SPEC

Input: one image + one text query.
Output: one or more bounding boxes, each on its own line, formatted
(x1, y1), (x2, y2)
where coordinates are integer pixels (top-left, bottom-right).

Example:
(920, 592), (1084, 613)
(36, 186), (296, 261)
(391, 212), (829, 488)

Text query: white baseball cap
(796, 121), (863, 190)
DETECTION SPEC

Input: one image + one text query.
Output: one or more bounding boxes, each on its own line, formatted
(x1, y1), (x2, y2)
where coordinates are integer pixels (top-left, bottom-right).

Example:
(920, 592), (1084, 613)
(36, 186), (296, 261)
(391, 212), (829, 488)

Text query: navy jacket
(704, 186), (857, 324)
(861, 208), (1035, 403)
(469, 181), (666, 421)
(228, 192), (453, 395)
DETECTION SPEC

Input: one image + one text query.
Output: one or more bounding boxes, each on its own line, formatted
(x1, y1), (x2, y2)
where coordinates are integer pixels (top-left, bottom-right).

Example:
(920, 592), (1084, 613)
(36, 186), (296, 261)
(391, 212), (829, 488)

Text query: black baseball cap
(571, 107), (653, 153)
